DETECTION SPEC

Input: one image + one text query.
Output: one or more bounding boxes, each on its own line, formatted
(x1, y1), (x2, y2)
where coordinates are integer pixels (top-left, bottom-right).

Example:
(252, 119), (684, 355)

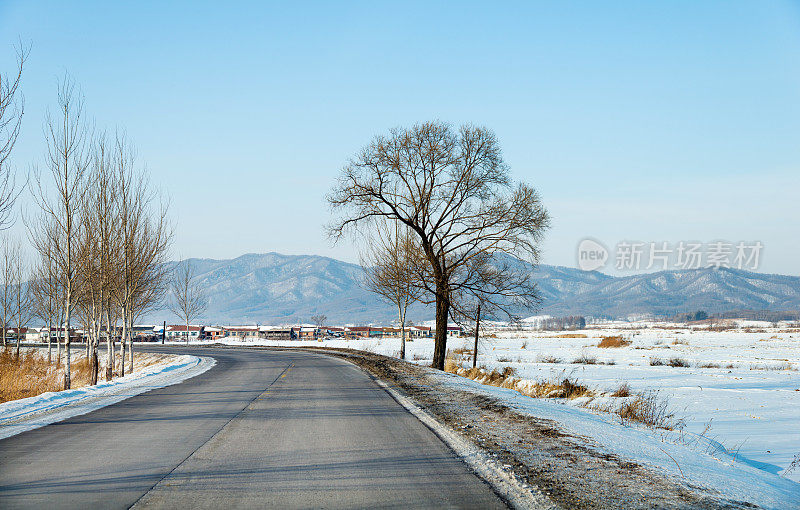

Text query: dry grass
(671, 338), (688, 346)
(0, 347), (173, 404)
(441, 350), (688, 431)
(698, 362), (721, 369)
(520, 341), (528, 349)
(557, 333), (588, 339)
(536, 354), (562, 364)
(611, 382), (631, 397)
(749, 362), (796, 371)
(650, 357), (664, 366)
(572, 353), (598, 365)
(451, 346), (474, 356)
(668, 357), (690, 368)
(613, 391), (684, 430)
(597, 336), (631, 348)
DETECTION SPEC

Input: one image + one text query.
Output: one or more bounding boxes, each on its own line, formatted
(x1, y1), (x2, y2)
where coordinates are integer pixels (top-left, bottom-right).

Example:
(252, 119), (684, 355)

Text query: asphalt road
(0, 346), (507, 509)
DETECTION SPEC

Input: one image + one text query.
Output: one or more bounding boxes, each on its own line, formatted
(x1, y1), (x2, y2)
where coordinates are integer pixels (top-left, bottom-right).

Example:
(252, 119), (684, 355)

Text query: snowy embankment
(0, 354), (215, 440)
(431, 368), (800, 509)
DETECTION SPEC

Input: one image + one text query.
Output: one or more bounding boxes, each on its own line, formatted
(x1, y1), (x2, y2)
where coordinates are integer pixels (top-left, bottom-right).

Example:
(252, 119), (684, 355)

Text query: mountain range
(151, 253), (800, 325)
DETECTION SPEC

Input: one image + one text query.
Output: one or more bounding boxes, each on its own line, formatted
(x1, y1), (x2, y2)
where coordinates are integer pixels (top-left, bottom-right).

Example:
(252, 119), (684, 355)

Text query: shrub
(572, 354), (597, 365)
(611, 382), (631, 397)
(668, 357), (690, 368)
(536, 355), (562, 364)
(649, 357), (664, 366)
(698, 362), (720, 369)
(597, 336), (631, 348)
(614, 390), (684, 430)
(520, 341), (528, 349)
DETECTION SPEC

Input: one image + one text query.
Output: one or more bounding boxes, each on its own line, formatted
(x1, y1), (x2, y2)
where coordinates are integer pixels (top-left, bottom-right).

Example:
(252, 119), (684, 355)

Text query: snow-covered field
(0, 353), (215, 439)
(195, 322), (800, 493)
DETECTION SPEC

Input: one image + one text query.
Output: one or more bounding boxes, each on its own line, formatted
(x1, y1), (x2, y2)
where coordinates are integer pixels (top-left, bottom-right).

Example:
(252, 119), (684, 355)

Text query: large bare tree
(360, 221), (422, 360)
(169, 260), (206, 343)
(328, 121), (549, 370)
(0, 44), (27, 230)
(30, 76), (90, 389)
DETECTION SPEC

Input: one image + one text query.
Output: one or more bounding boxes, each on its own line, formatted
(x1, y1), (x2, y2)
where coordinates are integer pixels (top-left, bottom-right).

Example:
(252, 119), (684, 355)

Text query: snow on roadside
(0, 354), (215, 440)
(428, 369), (800, 509)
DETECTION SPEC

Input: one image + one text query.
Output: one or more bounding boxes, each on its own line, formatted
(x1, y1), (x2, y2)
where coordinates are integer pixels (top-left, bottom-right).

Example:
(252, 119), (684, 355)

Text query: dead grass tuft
(572, 354), (597, 364)
(613, 391), (684, 430)
(597, 336), (631, 348)
(671, 338), (688, 346)
(536, 354), (562, 364)
(668, 357), (690, 368)
(611, 382), (631, 397)
(749, 362), (796, 371)
(557, 333), (588, 339)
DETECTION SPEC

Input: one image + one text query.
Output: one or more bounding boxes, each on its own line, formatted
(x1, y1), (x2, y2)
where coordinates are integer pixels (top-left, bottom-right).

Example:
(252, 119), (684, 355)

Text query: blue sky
(1, 1), (799, 275)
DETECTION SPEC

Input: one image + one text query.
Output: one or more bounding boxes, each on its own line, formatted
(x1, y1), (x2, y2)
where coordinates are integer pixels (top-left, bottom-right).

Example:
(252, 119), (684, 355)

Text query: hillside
(150, 253), (800, 324)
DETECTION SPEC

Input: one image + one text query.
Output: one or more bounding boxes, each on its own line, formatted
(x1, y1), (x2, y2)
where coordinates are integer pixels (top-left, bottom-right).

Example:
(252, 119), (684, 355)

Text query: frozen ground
(193, 322), (800, 492)
(0, 353), (215, 439)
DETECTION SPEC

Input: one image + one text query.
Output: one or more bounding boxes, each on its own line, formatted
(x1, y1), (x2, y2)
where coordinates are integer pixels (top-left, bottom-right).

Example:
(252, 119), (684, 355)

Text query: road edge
(308, 348), (558, 510)
(0, 355), (217, 440)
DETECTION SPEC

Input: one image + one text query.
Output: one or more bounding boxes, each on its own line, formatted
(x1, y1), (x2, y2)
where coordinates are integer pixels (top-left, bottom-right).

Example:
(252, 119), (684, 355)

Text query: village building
(166, 325), (203, 340)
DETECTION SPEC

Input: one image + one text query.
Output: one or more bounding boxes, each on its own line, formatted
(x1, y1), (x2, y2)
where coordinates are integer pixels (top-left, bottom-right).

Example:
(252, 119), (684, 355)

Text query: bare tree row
(0, 64), (173, 389)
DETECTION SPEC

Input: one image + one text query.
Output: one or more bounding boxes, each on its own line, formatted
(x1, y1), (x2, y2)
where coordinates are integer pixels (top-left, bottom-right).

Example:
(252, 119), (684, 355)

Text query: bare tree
(310, 314), (327, 329)
(74, 133), (120, 383)
(0, 238), (16, 347)
(0, 44), (27, 230)
(169, 260), (206, 343)
(328, 121), (549, 370)
(360, 221), (422, 360)
(30, 76), (90, 389)
(30, 243), (59, 362)
(113, 133), (171, 375)
(10, 245), (33, 358)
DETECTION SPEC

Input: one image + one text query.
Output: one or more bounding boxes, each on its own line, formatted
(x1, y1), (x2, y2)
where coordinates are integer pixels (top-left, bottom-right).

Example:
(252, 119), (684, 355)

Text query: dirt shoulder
(307, 347), (757, 510)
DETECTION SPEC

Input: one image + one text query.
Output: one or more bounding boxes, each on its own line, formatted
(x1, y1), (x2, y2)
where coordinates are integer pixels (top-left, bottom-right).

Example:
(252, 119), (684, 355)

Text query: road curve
(0, 346), (507, 509)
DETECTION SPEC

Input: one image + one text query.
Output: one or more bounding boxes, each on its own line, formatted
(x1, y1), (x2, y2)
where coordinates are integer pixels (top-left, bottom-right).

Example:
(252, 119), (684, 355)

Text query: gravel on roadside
(310, 348), (758, 510)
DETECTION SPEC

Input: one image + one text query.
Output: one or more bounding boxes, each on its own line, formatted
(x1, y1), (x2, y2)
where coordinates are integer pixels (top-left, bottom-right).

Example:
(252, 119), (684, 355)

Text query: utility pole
(472, 303), (481, 368)
(161, 320), (165, 344)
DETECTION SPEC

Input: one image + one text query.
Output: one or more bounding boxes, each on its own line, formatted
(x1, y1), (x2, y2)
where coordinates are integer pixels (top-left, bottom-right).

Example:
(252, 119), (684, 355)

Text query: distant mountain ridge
(149, 252), (800, 325)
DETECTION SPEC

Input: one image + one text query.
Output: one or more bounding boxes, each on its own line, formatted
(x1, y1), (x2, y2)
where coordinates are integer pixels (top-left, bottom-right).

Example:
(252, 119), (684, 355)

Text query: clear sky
(1, 1), (798, 275)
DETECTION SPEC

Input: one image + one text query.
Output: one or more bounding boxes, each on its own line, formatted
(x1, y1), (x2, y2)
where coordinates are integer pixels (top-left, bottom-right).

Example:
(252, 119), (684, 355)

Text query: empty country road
(0, 347), (508, 509)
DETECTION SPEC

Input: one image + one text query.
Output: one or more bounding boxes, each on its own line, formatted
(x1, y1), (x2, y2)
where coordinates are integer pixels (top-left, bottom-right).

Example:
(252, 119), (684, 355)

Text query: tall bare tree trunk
(128, 316), (134, 374)
(432, 289), (449, 370)
(473, 304), (480, 369)
(399, 309), (406, 361)
(119, 317), (125, 377)
(56, 321), (62, 367)
(47, 319), (52, 363)
(105, 310), (113, 381)
(63, 315), (71, 389)
(89, 322), (99, 385)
